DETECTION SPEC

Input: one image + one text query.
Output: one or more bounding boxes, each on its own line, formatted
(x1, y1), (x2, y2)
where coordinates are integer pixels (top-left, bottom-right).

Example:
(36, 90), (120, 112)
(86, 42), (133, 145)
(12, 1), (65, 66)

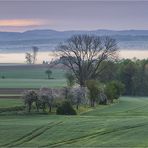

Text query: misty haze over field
(1, 29), (148, 53)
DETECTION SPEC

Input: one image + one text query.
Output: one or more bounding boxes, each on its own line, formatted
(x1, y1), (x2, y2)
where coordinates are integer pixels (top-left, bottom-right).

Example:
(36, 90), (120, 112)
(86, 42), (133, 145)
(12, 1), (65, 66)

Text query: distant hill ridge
(1, 29), (148, 41)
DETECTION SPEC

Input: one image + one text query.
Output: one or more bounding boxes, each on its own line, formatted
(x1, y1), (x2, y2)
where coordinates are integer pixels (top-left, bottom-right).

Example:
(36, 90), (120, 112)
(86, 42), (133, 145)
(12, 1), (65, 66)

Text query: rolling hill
(1, 29), (148, 52)
(1, 29), (148, 41)
(1, 97), (148, 147)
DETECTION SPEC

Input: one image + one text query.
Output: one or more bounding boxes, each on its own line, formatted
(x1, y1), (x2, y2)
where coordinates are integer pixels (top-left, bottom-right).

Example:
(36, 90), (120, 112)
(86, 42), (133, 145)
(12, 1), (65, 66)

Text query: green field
(1, 97), (148, 147)
(0, 66), (66, 79)
(0, 79), (66, 88)
(0, 65), (67, 88)
(0, 98), (23, 108)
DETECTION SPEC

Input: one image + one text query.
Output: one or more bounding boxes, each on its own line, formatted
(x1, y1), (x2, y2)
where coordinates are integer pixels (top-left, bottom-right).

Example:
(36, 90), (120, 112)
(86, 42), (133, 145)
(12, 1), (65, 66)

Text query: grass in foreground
(1, 97), (148, 147)
(83, 96), (148, 116)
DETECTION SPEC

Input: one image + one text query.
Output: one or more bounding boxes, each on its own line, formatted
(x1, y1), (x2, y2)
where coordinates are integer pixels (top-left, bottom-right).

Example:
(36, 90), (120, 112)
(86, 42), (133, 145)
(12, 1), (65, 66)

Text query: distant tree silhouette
(25, 52), (33, 64)
(25, 46), (39, 64)
(32, 46), (39, 64)
(45, 69), (52, 79)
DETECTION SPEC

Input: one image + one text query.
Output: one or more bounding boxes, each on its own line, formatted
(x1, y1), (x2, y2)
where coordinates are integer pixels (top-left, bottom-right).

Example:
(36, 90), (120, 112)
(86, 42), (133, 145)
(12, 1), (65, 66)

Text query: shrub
(105, 80), (125, 103)
(86, 80), (100, 107)
(38, 89), (53, 112)
(56, 101), (77, 115)
(45, 69), (52, 79)
(1, 75), (5, 79)
(67, 87), (86, 109)
(98, 92), (108, 105)
(22, 90), (39, 112)
(65, 72), (75, 87)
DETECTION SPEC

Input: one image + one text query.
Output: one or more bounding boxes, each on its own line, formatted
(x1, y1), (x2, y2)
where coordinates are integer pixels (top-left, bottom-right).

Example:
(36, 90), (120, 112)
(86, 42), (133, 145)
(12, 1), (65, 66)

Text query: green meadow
(1, 97), (148, 147)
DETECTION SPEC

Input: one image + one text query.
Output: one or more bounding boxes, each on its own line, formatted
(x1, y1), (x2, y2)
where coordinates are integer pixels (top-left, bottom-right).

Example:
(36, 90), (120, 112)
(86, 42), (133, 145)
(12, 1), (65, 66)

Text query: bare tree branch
(56, 34), (118, 86)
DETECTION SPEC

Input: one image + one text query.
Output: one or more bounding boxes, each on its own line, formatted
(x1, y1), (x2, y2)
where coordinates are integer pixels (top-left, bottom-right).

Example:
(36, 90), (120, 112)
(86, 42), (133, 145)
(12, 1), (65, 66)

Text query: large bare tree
(56, 34), (118, 86)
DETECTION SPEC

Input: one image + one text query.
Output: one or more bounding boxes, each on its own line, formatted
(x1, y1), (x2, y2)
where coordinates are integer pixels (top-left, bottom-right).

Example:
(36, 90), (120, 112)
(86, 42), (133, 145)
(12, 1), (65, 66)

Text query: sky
(0, 1), (148, 32)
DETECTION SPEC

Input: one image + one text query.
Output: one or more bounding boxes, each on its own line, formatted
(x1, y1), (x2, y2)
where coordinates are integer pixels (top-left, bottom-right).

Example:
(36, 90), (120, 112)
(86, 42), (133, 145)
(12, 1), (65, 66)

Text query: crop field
(1, 97), (148, 147)
(0, 64), (66, 89)
(0, 64), (66, 79)
(0, 79), (66, 88)
(0, 98), (23, 108)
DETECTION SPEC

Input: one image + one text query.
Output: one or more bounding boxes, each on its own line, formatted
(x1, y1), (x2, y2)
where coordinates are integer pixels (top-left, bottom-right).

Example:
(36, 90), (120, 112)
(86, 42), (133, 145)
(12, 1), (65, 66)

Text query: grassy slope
(83, 97), (148, 116)
(1, 97), (148, 147)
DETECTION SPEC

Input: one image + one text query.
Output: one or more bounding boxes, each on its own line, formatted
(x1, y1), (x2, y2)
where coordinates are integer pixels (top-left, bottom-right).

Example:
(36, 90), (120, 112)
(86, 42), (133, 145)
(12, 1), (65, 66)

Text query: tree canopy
(56, 34), (118, 86)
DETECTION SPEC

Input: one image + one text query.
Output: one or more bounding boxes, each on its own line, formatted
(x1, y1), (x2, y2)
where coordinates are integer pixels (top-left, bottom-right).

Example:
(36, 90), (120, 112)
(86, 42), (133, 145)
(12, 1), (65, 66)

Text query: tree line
(99, 59), (148, 96)
(23, 83), (123, 114)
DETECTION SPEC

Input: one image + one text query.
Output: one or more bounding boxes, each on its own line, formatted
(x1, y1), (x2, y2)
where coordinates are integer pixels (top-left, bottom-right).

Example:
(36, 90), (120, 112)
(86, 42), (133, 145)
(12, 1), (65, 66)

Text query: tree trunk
(36, 102), (39, 112)
(110, 99), (113, 103)
(42, 103), (46, 112)
(80, 79), (85, 87)
(49, 104), (51, 112)
(76, 104), (79, 110)
(28, 103), (31, 113)
(90, 99), (95, 107)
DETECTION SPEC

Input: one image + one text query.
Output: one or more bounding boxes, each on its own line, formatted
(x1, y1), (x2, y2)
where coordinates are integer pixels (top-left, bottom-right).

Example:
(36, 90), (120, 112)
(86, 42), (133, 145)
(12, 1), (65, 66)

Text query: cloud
(0, 19), (47, 27)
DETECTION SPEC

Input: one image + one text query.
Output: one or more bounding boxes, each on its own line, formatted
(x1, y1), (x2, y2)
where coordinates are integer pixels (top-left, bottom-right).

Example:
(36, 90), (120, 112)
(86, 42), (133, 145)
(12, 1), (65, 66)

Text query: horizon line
(1, 28), (148, 33)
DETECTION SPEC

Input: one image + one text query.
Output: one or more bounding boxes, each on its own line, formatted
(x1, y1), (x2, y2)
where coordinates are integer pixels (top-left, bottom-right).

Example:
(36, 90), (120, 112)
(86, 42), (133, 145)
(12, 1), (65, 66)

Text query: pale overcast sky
(0, 1), (148, 32)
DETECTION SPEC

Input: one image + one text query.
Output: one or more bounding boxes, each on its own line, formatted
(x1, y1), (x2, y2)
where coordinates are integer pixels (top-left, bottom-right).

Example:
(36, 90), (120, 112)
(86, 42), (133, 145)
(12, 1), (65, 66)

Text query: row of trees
(65, 58), (148, 98)
(98, 59), (148, 96)
(23, 81), (123, 113)
(23, 88), (53, 113)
